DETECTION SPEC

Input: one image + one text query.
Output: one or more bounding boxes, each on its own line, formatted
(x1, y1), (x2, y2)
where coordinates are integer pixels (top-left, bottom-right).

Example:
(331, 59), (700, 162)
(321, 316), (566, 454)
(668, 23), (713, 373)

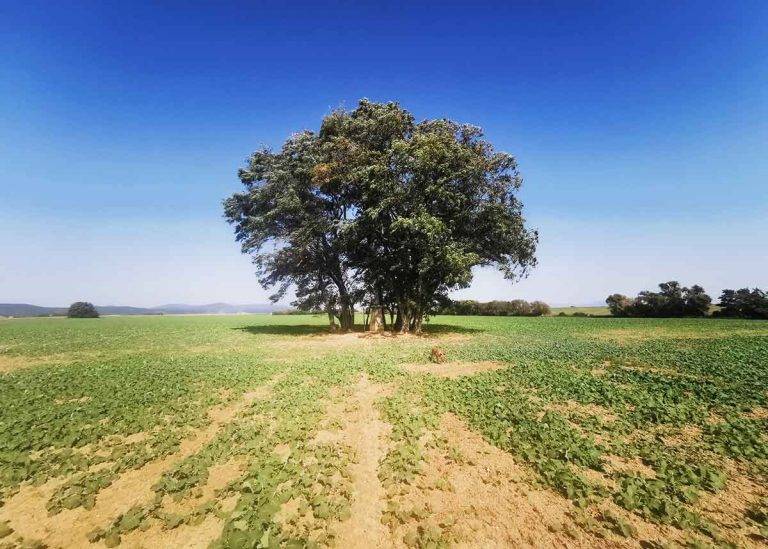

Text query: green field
(549, 306), (611, 316)
(1, 315), (767, 548)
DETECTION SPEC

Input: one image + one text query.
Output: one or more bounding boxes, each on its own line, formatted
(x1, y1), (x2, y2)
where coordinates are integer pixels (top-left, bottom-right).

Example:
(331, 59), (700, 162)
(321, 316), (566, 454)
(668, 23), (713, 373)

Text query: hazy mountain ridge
(0, 303), (278, 317)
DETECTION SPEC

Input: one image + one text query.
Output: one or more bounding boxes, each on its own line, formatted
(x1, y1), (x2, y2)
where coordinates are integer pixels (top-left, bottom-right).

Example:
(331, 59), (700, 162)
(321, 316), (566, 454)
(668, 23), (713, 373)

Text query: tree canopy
(67, 302), (99, 318)
(605, 281), (711, 318)
(714, 288), (768, 319)
(224, 100), (537, 332)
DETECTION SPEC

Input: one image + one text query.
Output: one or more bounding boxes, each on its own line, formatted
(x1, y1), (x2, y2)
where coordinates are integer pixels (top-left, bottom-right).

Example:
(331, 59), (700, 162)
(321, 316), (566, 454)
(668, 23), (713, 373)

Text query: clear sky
(1, 1), (766, 307)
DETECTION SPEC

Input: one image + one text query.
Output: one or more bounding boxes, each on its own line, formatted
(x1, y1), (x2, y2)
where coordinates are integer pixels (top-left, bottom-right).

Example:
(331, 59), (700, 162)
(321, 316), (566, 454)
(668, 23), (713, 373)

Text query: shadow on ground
(234, 323), (483, 337)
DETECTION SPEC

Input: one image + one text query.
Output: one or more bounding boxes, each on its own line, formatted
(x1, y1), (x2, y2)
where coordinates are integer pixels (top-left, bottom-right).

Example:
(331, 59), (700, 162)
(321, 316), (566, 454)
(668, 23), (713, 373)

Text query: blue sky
(1, 1), (766, 307)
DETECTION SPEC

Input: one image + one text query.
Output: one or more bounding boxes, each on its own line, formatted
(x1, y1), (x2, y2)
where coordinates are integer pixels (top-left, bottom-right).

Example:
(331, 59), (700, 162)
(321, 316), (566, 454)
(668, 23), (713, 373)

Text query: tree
(715, 288), (768, 319)
(606, 282), (711, 317)
(530, 301), (551, 316)
(67, 302), (99, 318)
(224, 100), (538, 333)
(682, 284), (711, 317)
(605, 294), (631, 317)
(223, 132), (358, 331)
(319, 101), (537, 332)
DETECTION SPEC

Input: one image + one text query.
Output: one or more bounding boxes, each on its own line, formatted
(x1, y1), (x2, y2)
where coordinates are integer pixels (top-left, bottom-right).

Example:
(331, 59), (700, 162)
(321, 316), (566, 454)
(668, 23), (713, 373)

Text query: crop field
(0, 315), (767, 548)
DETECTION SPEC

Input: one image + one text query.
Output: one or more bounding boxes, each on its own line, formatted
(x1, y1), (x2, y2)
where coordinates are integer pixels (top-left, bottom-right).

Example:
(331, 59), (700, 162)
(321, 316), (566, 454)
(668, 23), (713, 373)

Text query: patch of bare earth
(119, 460), (244, 549)
(0, 354), (51, 373)
(0, 382), (274, 548)
(660, 425), (702, 447)
(390, 414), (693, 548)
(330, 374), (395, 548)
(744, 406), (768, 420)
(604, 455), (656, 479)
(390, 413), (596, 547)
(399, 360), (507, 378)
(695, 462), (767, 548)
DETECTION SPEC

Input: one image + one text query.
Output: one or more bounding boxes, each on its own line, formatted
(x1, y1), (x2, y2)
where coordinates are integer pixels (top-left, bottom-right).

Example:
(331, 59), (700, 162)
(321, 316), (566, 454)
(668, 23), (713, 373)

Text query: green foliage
(607, 281), (712, 318)
(437, 299), (550, 316)
(67, 301), (99, 318)
(224, 99), (537, 332)
(715, 288), (768, 319)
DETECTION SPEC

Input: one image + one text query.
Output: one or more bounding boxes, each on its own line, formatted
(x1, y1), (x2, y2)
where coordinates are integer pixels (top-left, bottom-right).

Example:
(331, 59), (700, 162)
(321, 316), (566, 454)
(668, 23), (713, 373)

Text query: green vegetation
(223, 99), (537, 333)
(715, 288), (768, 319)
(0, 314), (766, 547)
(606, 281), (711, 318)
(437, 299), (550, 316)
(67, 302), (100, 318)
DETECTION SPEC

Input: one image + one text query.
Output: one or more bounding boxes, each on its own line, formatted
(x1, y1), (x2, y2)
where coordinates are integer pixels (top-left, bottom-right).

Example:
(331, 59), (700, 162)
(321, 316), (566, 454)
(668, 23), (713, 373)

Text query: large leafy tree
(224, 132), (358, 330)
(225, 100), (538, 333)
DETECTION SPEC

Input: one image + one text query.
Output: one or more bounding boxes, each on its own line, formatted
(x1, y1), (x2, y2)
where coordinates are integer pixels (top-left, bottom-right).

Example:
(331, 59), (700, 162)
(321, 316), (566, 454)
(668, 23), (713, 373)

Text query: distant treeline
(606, 282), (768, 319)
(437, 299), (551, 317)
(714, 288), (768, 319)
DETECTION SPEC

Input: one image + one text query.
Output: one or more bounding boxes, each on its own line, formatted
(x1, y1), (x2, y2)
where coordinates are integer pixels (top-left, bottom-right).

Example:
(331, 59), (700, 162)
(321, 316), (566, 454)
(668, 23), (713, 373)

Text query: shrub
(67, 302), (99, 318)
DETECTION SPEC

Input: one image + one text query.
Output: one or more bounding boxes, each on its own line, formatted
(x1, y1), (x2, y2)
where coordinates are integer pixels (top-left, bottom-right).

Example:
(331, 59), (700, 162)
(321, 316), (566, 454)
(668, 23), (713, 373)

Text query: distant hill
(0, 303), (278, 317)
(0, 304), (68, 317)
(153, 303), (276, 314)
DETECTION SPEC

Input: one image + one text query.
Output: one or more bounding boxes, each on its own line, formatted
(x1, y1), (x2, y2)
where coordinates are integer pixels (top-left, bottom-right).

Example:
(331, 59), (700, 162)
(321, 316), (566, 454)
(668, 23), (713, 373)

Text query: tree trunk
(398, 301), (411, 333)
(393, 308), (402, 331)
(376, 288), (387, 331)
(338, 301), (354, 332)
(368, 307), (384, 332)
(410, 314), (423, 334)
(327, 307), (338, 331)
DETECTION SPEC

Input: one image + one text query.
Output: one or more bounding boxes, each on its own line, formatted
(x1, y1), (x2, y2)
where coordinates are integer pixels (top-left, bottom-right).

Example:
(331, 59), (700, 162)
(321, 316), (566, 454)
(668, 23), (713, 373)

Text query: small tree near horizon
(67, 302), (99, 318)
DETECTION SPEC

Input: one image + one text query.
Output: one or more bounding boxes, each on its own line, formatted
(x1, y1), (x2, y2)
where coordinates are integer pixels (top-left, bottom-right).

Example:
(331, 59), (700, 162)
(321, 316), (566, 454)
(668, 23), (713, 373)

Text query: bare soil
(333, 374), (394, 548)
(0, 384), (272, 548)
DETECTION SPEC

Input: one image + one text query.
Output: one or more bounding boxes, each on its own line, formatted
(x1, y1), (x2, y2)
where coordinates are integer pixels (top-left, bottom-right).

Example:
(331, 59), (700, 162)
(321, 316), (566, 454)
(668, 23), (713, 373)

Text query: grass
(0, 314), (766, 547)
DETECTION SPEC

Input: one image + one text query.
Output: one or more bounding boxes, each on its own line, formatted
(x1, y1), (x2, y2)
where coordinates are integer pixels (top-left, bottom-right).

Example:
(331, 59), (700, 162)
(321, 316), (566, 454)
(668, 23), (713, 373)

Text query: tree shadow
(234, 322), (483, 337)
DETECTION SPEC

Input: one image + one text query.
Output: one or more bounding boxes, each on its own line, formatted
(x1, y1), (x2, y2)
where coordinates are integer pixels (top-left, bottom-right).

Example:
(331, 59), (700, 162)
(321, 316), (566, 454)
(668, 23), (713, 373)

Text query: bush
(67, 302), (99, 318)
(572, 311), (588, 317)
